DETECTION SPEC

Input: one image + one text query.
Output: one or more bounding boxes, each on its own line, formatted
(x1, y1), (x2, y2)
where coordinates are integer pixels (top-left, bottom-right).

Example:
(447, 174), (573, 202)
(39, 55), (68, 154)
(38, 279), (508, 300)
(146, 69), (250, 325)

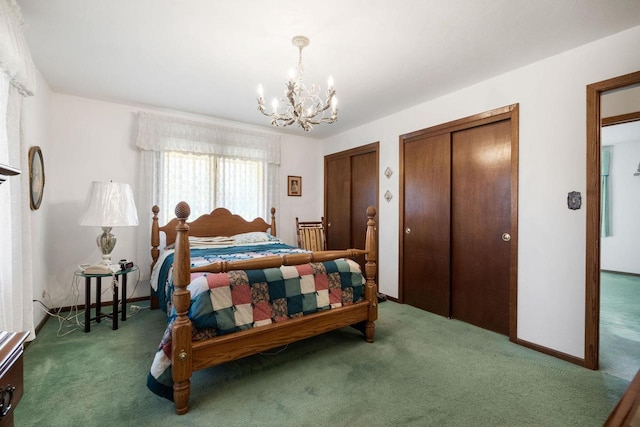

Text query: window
(135, 112), (281, 268)
(215, 156), (265, 219)
(159, 151), (266, 221)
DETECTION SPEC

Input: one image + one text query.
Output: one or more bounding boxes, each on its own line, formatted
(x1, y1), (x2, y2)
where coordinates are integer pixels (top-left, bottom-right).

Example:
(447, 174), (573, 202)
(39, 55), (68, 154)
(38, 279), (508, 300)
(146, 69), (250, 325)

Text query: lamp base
(97, 226), (117, 264)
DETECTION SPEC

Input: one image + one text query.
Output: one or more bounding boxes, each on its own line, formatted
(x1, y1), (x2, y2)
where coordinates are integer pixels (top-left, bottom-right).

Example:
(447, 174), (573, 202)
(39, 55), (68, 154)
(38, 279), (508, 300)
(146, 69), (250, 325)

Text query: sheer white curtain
(215, 157), (266, 220)
(0, 0), (36, 97)
(0, 0), (37, 336)
(159, 151), (216, 219)
(0, 75), (14, 330)
(136, 112), (281, 277)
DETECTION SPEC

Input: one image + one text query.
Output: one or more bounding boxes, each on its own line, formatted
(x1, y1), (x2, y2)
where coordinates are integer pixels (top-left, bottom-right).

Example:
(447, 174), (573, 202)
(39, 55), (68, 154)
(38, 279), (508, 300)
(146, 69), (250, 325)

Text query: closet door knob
(405, 227), (411, 234)
(501, 233), (511, 242)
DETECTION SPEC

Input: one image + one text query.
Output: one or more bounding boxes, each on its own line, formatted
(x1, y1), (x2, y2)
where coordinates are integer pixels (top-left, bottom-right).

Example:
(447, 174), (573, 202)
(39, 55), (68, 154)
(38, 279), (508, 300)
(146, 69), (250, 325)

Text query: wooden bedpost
(150, 206), (160, 310)
(151, 205), (160, 269)
(364, 206), (378, 343)
(172, 201), (193, 415)
(270, 207), (277, 237)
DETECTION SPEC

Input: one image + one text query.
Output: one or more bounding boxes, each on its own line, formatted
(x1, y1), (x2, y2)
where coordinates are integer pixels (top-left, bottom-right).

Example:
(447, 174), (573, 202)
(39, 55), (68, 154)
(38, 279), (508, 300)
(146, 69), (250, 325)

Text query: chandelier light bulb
(256, 35), (338, 131)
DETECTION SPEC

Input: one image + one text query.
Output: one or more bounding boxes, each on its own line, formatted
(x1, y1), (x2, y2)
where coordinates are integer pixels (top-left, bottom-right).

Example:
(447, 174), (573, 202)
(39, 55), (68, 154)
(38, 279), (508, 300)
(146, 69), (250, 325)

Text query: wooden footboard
(169, 202), (377, 415)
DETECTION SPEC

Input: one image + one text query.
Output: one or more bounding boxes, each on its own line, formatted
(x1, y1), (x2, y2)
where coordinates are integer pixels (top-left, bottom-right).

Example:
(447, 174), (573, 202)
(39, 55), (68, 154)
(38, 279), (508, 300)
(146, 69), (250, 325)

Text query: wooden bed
(150, 202), (378, 414)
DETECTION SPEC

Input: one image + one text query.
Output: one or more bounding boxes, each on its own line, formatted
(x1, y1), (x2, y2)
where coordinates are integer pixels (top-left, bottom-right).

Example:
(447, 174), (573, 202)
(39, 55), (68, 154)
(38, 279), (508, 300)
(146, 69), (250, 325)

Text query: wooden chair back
(296, 217), (327, 251)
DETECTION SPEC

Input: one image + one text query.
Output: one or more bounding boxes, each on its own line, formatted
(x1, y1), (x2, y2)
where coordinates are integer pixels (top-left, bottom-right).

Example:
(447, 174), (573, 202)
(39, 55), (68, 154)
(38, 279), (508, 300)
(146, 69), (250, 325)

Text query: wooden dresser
(0, 331), (28, 427)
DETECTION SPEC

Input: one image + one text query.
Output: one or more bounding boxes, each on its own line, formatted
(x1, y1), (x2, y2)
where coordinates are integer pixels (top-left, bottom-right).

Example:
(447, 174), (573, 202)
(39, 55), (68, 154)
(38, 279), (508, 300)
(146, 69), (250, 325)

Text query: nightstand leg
(112, 278), (118, 330)
(96, 278), (102, 323)
(84, 277), (91, 333)
(121, 272), (127, 322)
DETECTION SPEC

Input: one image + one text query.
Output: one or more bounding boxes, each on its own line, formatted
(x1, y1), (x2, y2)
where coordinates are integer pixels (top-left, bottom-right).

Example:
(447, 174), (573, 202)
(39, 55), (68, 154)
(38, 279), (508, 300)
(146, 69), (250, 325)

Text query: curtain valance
(0, 0), (36, 96)
(135, 112), (281, 165)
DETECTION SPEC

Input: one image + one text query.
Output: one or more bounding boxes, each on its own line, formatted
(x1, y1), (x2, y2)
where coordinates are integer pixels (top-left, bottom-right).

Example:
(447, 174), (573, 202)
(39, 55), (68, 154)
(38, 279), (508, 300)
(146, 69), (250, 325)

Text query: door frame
(399, 104), (519, 341)
(584, 70), (640, 370)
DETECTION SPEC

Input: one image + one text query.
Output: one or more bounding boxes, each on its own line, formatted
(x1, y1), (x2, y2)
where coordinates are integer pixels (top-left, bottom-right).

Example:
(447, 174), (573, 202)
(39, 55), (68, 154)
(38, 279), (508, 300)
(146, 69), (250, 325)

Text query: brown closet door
(451, 120), (511, 335)
(325, 156), (352, 250)
(402, 133), (451, 317)
(350, 151), (377, 269)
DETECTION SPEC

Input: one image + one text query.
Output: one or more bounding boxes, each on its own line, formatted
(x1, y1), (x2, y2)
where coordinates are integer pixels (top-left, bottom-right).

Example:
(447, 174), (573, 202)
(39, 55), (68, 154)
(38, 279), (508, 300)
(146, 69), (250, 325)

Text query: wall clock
(28, 146), (45, 210)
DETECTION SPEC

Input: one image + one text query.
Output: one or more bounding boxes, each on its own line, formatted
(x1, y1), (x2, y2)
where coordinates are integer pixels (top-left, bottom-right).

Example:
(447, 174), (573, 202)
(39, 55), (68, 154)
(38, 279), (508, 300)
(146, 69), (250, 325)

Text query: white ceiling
(17, 0), (640, 140)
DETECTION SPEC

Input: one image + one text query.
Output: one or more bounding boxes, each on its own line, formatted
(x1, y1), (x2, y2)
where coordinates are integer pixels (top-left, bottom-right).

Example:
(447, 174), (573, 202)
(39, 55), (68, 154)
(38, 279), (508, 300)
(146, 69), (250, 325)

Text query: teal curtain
(601, 149), (611, 237)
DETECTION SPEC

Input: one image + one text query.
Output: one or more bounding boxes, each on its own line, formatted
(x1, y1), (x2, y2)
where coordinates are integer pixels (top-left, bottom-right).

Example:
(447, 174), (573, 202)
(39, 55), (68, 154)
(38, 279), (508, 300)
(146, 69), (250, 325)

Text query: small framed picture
(288, 175), (302, 196)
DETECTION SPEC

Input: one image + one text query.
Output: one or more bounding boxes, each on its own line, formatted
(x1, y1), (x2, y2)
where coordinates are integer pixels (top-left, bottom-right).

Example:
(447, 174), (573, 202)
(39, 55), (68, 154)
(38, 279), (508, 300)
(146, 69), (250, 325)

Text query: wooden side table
(74, 265), (138, 332)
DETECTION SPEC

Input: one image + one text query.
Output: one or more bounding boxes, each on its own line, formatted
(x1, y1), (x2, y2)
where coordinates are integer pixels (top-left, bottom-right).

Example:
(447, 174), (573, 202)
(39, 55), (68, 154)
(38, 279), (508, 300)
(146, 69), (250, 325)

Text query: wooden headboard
(150, 204), (276, 269)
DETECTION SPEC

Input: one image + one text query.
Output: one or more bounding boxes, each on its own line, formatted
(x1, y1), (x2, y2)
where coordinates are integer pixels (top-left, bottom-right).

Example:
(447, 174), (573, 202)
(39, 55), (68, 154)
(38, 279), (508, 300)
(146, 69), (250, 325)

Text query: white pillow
(166, 235), (235, 249)
(189, 236), (235, 247)
(232, 232), (278, 244)
(160, 231), (167, 251)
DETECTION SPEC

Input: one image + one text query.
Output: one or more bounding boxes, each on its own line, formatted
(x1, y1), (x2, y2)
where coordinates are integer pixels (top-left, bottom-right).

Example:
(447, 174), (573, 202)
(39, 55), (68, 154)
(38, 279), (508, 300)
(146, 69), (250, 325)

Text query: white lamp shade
(78, 181), (139, 227)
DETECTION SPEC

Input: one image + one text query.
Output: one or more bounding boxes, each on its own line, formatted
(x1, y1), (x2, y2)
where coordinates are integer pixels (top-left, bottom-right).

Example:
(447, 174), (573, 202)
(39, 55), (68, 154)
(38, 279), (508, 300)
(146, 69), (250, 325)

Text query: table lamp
(78, 181), (138, 265)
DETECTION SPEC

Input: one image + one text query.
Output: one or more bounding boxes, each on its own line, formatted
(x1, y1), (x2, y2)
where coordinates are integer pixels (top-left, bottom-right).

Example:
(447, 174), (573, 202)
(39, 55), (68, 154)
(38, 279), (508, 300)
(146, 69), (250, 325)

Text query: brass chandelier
(257, 36), (338, 131)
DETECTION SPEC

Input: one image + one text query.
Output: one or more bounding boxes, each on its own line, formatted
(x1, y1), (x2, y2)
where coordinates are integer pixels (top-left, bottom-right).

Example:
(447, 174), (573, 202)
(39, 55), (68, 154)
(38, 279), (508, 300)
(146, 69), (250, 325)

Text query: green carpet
(15, 301), (629, 426)
(600, 271), (640, 381)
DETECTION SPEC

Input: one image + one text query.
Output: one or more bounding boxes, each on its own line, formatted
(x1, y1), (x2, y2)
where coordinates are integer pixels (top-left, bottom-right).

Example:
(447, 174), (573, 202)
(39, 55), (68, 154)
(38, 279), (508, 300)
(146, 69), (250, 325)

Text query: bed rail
(190, 249), (367, 273)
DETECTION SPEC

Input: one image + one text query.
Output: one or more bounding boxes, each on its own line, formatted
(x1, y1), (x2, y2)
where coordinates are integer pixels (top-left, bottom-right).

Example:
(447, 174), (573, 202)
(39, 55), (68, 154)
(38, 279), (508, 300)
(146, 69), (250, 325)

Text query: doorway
(585, 70), (640, 370)
(399, 104), (519, 339)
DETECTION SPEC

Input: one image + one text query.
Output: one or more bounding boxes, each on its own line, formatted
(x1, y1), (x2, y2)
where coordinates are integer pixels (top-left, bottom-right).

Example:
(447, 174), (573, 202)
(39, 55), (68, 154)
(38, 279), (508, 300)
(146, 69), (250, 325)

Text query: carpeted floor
(15, 301), (629, 426)
(600, 271), (640, 381)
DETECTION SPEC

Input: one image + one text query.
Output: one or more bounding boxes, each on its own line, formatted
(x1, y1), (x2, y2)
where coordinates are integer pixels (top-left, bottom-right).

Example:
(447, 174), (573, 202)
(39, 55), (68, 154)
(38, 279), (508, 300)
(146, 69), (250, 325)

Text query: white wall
(22, 68), (52, 327)
(40, 94), (322, 310)
(321, 26), (640, 358)
(25, 23), (640, 359)
(601, 141), (640, 274)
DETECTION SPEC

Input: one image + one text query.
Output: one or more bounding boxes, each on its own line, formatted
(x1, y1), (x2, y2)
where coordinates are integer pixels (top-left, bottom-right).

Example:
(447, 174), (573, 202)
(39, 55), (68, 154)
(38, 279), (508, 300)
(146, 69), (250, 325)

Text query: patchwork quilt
(147, 244), (365, 401)
(152, 243), (312, 314)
